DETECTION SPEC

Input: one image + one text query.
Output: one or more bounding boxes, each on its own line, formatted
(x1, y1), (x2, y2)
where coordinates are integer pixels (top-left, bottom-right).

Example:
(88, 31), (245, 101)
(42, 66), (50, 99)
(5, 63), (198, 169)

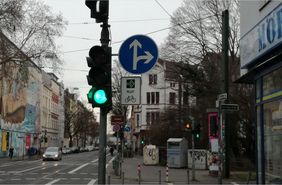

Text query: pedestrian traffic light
(87, 45), (112, 108)
(193, 123), (201, 140)
(141, 138), (145, 145)
(85, 0), (109, 23)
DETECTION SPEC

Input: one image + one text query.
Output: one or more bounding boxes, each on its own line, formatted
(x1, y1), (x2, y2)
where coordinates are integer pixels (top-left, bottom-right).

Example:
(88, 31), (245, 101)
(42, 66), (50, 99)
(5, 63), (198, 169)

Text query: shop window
(263, 99), (282, 183)
(263, 67), (282, 96)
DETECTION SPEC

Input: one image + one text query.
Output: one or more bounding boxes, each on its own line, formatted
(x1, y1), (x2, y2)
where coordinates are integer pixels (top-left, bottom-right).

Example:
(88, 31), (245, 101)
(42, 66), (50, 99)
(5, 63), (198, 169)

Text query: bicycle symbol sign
(121, 77), (141, 105)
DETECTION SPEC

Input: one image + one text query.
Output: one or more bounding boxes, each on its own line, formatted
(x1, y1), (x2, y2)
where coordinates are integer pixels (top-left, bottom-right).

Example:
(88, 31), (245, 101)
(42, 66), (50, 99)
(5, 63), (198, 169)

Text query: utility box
(167, 138), (188, 168)
(188, 149), (208, 170)
(143, 145), (159, 165)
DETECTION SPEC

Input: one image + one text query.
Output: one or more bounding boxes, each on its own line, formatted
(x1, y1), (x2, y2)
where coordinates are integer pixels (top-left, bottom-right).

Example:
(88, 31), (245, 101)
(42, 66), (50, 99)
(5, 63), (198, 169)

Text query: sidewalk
(106, 155), (255, 184)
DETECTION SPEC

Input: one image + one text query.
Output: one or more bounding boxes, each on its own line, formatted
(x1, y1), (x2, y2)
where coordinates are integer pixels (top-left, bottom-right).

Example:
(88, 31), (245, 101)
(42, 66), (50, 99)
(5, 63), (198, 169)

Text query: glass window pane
(263, 68), (282, 96)
(263, 100), (282, 184)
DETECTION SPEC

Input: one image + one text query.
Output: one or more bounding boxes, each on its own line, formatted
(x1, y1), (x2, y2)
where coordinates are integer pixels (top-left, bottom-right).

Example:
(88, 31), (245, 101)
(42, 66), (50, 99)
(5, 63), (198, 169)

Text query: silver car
(42, 147), (62, 161)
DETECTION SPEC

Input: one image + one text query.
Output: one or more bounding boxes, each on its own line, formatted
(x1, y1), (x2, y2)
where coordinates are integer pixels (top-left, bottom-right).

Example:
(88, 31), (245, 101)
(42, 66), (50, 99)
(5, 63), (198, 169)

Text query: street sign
(124, 125), (131, 132)
(111, 115), (124, 125)
(220, 104), (239, 112)
(119, 35), (158, 74)
(218, 93), (227, 101)
(121, 77), (141, 105)
(113, 124), (120, 132)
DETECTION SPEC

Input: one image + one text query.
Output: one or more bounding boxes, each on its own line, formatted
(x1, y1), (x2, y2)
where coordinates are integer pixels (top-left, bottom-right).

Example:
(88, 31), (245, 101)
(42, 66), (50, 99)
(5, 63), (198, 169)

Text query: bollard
(138, 163), (141, 184)
(166, 164), (169, 182)
(122, 172), (125, 185)
(159, 170), (161, 184)
(187, 169), (190, 184)
(108, 175), (111, 185)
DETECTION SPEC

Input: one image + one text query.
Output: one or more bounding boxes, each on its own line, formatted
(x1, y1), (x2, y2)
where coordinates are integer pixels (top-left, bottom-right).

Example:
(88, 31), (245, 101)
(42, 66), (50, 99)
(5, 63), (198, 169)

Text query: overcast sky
(43, 0), (183, 102)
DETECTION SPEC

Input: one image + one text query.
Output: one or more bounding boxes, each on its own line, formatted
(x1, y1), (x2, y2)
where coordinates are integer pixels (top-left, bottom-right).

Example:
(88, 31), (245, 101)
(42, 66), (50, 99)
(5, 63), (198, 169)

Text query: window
(170, 82), (176, 88)
(146, 112), (160, 125)
(137, 114), (140, 127)
(147, 92), (150, 104)
(183, 92), (188, 105)
(264, 100), (282, 183)
(156, 92), (159, 104)
(169, 92), (176, 104)
(147, 92), (160, 104)
(151, 92), (155, 104)
(149, 74), (157, 85)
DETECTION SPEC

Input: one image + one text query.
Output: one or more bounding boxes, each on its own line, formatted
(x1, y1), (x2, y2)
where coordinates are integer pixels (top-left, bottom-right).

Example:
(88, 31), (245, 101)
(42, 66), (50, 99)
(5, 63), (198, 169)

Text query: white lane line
(106, 157), (116, 169)
(71, 178), (80, 180)
(80, 172), (88, 175)
(11, 178), (21, 180)
(231, 182), (240, 185)
(14, 165), (44, 173)
(26, 178), (36, 180)
(68, 163), (90, 174)
(91, 159), (98, 163)
(45, 178), (60, 185)
(87, 179), (97, 185)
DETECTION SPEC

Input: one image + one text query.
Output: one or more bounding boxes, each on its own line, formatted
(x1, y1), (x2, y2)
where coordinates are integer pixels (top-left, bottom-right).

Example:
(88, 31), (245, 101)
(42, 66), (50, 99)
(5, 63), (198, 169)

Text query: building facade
(239, 1), (282, 184)
(0, 32), (64, 157)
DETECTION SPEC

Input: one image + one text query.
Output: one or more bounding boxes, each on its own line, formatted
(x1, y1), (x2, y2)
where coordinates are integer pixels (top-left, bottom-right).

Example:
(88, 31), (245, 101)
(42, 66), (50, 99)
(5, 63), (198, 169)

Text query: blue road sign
(124, 125), (131, 132)
(119, 35), (158, 74)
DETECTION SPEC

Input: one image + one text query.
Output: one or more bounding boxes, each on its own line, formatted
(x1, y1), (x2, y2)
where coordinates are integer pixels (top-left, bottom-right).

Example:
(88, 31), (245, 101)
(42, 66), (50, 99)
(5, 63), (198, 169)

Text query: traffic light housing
(85, 0), (109, 23)
(87, 45), (112, 108)
(193, 123), (201, 140)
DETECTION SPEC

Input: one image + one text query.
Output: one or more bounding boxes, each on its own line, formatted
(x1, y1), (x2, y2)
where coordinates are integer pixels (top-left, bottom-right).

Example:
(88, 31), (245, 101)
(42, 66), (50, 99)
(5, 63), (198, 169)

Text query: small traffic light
(85, 0), (109, 23)
(141, 138), (145, 145)
(193, 123), (201, 140)
(86, 45), (111, 108)
(185, 122), (191, 130)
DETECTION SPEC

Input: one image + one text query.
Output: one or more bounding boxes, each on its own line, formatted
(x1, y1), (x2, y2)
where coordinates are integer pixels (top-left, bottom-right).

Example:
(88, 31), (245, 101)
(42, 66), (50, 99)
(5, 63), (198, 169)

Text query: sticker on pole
(119, 35), (158, 74)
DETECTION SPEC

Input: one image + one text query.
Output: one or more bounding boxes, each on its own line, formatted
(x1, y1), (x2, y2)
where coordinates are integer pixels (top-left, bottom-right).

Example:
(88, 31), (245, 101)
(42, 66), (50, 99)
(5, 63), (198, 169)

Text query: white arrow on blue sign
(119, 35), (158, 74)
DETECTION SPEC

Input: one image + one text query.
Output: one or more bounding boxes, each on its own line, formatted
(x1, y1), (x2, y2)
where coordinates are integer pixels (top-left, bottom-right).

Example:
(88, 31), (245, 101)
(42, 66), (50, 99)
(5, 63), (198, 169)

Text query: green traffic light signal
(94, 89), (107, 104)
(196, 133), (200, 139)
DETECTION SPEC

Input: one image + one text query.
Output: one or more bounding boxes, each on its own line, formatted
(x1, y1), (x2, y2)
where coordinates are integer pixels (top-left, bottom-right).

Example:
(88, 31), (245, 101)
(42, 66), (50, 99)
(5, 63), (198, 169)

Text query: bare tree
(0, 0), (66, 70)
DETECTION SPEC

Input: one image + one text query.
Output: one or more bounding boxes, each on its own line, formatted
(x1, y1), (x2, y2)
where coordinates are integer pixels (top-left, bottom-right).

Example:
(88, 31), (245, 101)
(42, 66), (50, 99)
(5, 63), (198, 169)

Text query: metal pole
(98, 108), (107, 184)
(187, 169), (190, 184)
(218, 107), (223, 184)
(192, 119), (195, 181)
(122, 172), (125, 184)
(222, 9), (230, 178)
(107, 175), (111, 185)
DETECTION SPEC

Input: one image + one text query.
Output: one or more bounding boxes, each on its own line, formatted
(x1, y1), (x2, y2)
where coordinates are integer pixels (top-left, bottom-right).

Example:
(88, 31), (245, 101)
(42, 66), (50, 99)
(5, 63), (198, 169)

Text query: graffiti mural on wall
(0, 61), (41, 157)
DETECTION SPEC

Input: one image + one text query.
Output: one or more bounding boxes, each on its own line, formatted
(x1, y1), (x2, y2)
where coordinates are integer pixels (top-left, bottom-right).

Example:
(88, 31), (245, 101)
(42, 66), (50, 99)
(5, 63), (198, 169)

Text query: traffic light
(85, 0), (109, 23)
(141, 138), (145, 145)
(87, 45), (112, 108)
(184, 122), (191, 130)
(193, 123), (201, 140)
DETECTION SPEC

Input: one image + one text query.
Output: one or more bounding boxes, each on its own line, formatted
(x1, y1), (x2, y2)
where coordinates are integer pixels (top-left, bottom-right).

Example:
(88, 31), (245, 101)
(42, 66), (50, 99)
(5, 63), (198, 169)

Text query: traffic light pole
(98, 20), (111, 185)
(98, 108), (107, 184)
(191, 118), (195, 181)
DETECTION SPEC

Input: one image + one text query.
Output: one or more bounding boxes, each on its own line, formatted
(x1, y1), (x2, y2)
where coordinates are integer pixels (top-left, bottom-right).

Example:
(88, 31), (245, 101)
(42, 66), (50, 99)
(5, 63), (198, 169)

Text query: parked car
(42, 147), (62, 161)
(62, 147), (71, 155)
(70, 146), (79, 153)
(86, 145), (94, 151)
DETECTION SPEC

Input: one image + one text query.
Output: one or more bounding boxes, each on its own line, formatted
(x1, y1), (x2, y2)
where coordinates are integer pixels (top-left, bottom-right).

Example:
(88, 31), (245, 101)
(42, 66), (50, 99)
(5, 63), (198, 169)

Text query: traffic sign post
(119, 35), (158, 74)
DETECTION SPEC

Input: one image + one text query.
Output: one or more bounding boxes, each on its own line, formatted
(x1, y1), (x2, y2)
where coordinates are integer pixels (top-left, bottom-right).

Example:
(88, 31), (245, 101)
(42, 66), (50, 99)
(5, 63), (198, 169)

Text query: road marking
(71, 178), (80, 180)
(10, 178), (21, 180)
(68, 163), (89, 174)
(14, 165), (44, 173)
(87, 179), (97, 185)
(80, 172), (88, 175)
(84, 178), (92, 180)
(26, 178), (36, 180)
(231, 182), (240, 185)
(91, 159), (98, 163)
(45, 178), (60, 185)
(58, 172), (66, 175)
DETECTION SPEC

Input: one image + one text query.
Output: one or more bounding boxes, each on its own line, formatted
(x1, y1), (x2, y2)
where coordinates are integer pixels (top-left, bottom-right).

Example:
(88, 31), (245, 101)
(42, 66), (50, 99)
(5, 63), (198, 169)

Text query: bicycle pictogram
(125, 95), (136, 103)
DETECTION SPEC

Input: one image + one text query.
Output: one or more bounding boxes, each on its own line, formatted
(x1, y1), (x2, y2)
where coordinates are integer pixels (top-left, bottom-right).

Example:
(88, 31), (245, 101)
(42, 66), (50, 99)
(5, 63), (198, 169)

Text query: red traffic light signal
(185, 122), (191, 129)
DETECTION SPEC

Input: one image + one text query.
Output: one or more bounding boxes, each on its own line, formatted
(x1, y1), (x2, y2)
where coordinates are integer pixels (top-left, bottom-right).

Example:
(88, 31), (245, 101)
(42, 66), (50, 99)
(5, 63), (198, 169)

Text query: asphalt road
(0, 150), (114, 184)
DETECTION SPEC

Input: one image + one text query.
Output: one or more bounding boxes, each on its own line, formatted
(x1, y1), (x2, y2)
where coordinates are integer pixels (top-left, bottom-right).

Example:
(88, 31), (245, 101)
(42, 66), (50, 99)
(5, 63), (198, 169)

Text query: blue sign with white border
(119, 35), (158, 74)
